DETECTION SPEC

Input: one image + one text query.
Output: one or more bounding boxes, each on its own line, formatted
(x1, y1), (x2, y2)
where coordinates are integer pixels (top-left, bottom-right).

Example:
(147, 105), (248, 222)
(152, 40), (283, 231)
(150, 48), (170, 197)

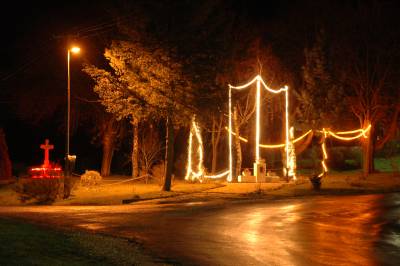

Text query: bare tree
(339, 2), (400, 175)
(139, 123), (163, 183)
(210, 114), (224, 174)
(232, 87), (256, 180)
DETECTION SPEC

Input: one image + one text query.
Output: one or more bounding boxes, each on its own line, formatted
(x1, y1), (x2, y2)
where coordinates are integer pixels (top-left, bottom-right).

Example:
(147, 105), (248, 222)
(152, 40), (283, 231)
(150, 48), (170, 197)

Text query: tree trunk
(361, 121), (375, 176)
(295, 131), (314, 155)
(131, 120), (139, 178)
(0, 128), (12, 179)
(233, 108), (241, 182)
(100, 131), (114, 177)
(211, 115), (222, 174)
(211, 117), (217, 174)
(375, 105), (400, 150)
(162, 117), (174, 191)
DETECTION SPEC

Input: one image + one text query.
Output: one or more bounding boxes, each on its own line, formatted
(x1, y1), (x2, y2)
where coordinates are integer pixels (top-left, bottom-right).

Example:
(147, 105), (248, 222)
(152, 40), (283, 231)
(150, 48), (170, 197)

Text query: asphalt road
(1, 193), (400, 265)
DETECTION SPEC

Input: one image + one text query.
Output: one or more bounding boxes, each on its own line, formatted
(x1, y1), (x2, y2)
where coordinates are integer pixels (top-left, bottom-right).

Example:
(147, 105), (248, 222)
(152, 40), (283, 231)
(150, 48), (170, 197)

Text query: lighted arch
(228, 75), (291, 182)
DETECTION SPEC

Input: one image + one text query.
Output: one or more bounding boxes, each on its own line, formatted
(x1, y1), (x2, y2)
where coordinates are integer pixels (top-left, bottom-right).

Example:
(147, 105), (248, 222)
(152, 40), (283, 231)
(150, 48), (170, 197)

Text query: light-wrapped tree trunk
(233, 108), (241, 182)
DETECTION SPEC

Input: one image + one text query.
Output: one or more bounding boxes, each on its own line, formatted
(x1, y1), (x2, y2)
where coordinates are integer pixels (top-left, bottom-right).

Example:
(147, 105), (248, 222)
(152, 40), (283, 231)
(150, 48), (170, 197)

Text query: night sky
(1, 1), (114, 172)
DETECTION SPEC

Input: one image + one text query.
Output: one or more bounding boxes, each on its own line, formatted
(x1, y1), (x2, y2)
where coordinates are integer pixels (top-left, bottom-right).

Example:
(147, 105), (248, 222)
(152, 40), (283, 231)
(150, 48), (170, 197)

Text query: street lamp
(65, 46), (80, 184)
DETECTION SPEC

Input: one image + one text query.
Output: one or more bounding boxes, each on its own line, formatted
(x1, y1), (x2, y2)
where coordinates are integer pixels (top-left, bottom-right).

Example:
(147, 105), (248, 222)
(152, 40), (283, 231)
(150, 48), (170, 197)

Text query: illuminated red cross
(40, 139), (54, 167)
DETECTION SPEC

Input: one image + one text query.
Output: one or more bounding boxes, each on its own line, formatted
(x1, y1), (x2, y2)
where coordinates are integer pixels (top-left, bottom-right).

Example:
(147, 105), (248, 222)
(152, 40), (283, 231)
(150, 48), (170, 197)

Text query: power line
(1, 42), (55, 82)
(67, 9), (137, 39)
(3, 9), (136, 82)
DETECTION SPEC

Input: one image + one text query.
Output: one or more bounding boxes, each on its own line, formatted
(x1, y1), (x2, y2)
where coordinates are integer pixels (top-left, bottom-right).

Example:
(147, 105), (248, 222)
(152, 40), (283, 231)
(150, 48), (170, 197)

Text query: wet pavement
(0, 193), (399, 265)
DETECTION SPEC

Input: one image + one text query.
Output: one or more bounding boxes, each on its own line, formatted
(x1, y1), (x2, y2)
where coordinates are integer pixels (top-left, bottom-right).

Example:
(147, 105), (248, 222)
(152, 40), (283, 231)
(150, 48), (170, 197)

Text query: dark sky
(3, 0), (394, 174)
(0, 0), (364, 173)
(2, 1), (112, 75)
(1, 1), (115, 172)
(1, 0), (284, 82)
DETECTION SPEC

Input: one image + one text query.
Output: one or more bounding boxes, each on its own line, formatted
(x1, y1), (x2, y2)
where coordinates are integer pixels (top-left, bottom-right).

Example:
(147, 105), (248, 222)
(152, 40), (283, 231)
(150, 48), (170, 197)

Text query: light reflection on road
(0, 194), (400, 265)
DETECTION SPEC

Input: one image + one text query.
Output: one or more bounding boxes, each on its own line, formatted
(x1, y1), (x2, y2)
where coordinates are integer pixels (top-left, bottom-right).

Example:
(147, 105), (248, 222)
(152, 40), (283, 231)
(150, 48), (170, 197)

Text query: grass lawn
(0, 218), (158, 266)
(375, 155), (400, 172)
(0, 177), (224, 206)
(1, 166), (400, 206)
(56, 178), (223, 205)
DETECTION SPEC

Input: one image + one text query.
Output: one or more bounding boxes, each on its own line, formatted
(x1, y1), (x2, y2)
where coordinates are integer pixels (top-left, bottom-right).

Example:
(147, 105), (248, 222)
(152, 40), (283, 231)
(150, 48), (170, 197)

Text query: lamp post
(65, 47), (80, 185)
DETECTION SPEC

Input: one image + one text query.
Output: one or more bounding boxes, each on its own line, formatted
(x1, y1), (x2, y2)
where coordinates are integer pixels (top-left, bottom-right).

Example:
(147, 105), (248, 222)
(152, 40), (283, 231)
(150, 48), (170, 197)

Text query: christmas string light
(204, 170), (230, 179)
(229, 75), (259, 90)
(185, 66), (372, 184)
(284, 89), (290, 177)
(259, 78), (288, 94)
(225, 128), (314, 149)
(224, 127), (249, 142)
(317, 130), (328, 177)
(336, 126), (369, 136)
(184, 120), (193, 180)
(228, 75), (290, 181)
(316, 125), (371, 177)
(259, 142), (286, 148)
(285, 126), (297, 179)
(185, 117), (204, 181)
(259, 130), (313, 148)
(193, 118), (204, 176)
(228, 87), (233, 182)
(185, 117), (232, 181)
(326, 124), (371, 141)
(256, 77), (261, 161)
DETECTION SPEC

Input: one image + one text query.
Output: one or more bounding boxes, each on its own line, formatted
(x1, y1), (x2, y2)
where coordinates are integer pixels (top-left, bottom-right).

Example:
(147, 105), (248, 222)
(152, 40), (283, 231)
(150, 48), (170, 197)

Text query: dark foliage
(14, 178), (64, 204)
(309, 175), (322, 190)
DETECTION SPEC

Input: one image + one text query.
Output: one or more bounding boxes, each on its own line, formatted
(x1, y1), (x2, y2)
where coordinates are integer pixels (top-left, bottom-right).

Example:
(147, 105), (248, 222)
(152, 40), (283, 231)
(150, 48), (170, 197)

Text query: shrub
(297, 159), (315, 169)
(329, 147), (346, 169)
(15, 178), (63, 204)
(347, 147), (362, 168)
(80, 170), (102, 188)
(309, 175), (322, 190)
(329, 146), (362, 170)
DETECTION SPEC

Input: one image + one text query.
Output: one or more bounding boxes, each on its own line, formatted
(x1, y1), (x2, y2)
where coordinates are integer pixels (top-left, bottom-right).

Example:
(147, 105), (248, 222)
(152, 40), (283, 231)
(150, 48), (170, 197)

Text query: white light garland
(284, 88), (291, 178)
(185, 116), (204, 181)
(259, 130), (312, 148)
(224, 127), (249, 142)
(256, 77), (261, 161)
(228, 75), (290, 182)
(225, 76), (371, 182)
(184, 120), (193, 180)
(204, 170), (230, 179)
(228, 87), (233, 182)
(327, 124), (371, 140)
(286, 126), (297, 180)
(317, 125), (371, 177)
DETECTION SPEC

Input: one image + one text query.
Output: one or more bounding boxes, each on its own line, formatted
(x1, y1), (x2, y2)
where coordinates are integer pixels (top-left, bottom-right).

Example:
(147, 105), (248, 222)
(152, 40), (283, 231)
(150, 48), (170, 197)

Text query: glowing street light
(65, 46), (80, 181)
(70, 47), (80, 54)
